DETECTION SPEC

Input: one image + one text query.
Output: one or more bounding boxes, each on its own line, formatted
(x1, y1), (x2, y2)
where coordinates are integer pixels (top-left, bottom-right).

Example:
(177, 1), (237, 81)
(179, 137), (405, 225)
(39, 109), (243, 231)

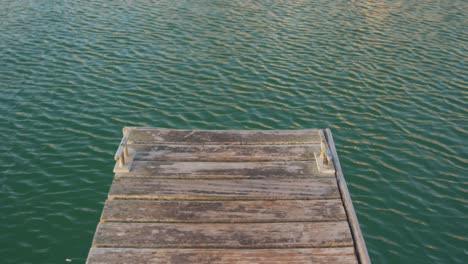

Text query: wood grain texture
(87, 128), (367, 264)
(93, 222), (353, 248)
(127, 128), (321, 145)
(101, 199), (346, 222)
(130, 144), (320, 162)
(108, 177), (340, 200)
(117, 161), (329, 178)
(87, 247), (358, 264)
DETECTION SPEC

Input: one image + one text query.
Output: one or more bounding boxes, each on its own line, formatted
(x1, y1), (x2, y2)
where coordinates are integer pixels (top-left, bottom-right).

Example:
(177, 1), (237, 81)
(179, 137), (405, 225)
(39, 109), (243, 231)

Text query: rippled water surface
(1, 0), (467, 263)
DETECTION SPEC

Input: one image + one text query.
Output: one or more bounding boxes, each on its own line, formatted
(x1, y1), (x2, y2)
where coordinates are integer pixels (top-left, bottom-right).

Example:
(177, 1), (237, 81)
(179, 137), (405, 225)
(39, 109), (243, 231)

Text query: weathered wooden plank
(87, 247), (358, 264)
(108, 178), (340, 200)
(325, 129), (371, 264)
(130, 144), (320, 162)
(127, 128), (321, 145)
(101, 199), (346, 222)
(93, 221), (353, 248)
(116, 161), (330, 178)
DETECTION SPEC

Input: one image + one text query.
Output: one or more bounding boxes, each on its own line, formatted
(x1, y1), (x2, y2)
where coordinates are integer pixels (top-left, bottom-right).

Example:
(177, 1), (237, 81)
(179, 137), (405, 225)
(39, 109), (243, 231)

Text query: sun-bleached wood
(102, 199), (346, 222)
(87, 128), (370, 264)
(115, 160), (329, 178)
(87, 247), (359, 264)
(129, 144), (320, 162)
(93, 221), (353, 248)
(108, 177), (340, 200)
(127, 128), (321, 145)
(114, 128), (132, 172)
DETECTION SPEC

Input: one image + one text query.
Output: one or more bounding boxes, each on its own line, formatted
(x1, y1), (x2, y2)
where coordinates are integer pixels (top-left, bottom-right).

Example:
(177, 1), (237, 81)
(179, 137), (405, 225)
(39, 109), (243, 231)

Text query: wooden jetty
(86, 128), (370, 263)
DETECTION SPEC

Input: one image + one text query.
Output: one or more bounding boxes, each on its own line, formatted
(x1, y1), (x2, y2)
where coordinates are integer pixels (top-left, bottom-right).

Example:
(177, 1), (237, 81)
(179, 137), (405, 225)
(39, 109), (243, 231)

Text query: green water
(1, 0), (466, 263)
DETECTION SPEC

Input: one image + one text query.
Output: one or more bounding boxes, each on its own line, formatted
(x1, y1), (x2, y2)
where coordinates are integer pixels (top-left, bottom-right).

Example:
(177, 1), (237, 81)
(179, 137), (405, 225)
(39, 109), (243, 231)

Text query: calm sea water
(1, 0), (466, 263)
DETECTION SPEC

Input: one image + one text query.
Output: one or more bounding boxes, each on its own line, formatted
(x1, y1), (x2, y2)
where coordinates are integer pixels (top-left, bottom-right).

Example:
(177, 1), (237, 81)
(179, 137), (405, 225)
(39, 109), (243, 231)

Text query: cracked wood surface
(101, 199), (346, 222)
(93, 222), (353, 248)
(108, 178), (340, 200)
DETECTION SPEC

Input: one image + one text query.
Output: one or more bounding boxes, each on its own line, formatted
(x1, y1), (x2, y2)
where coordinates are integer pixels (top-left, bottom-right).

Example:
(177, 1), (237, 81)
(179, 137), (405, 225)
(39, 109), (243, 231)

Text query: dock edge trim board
(325, 128), (371, 264)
